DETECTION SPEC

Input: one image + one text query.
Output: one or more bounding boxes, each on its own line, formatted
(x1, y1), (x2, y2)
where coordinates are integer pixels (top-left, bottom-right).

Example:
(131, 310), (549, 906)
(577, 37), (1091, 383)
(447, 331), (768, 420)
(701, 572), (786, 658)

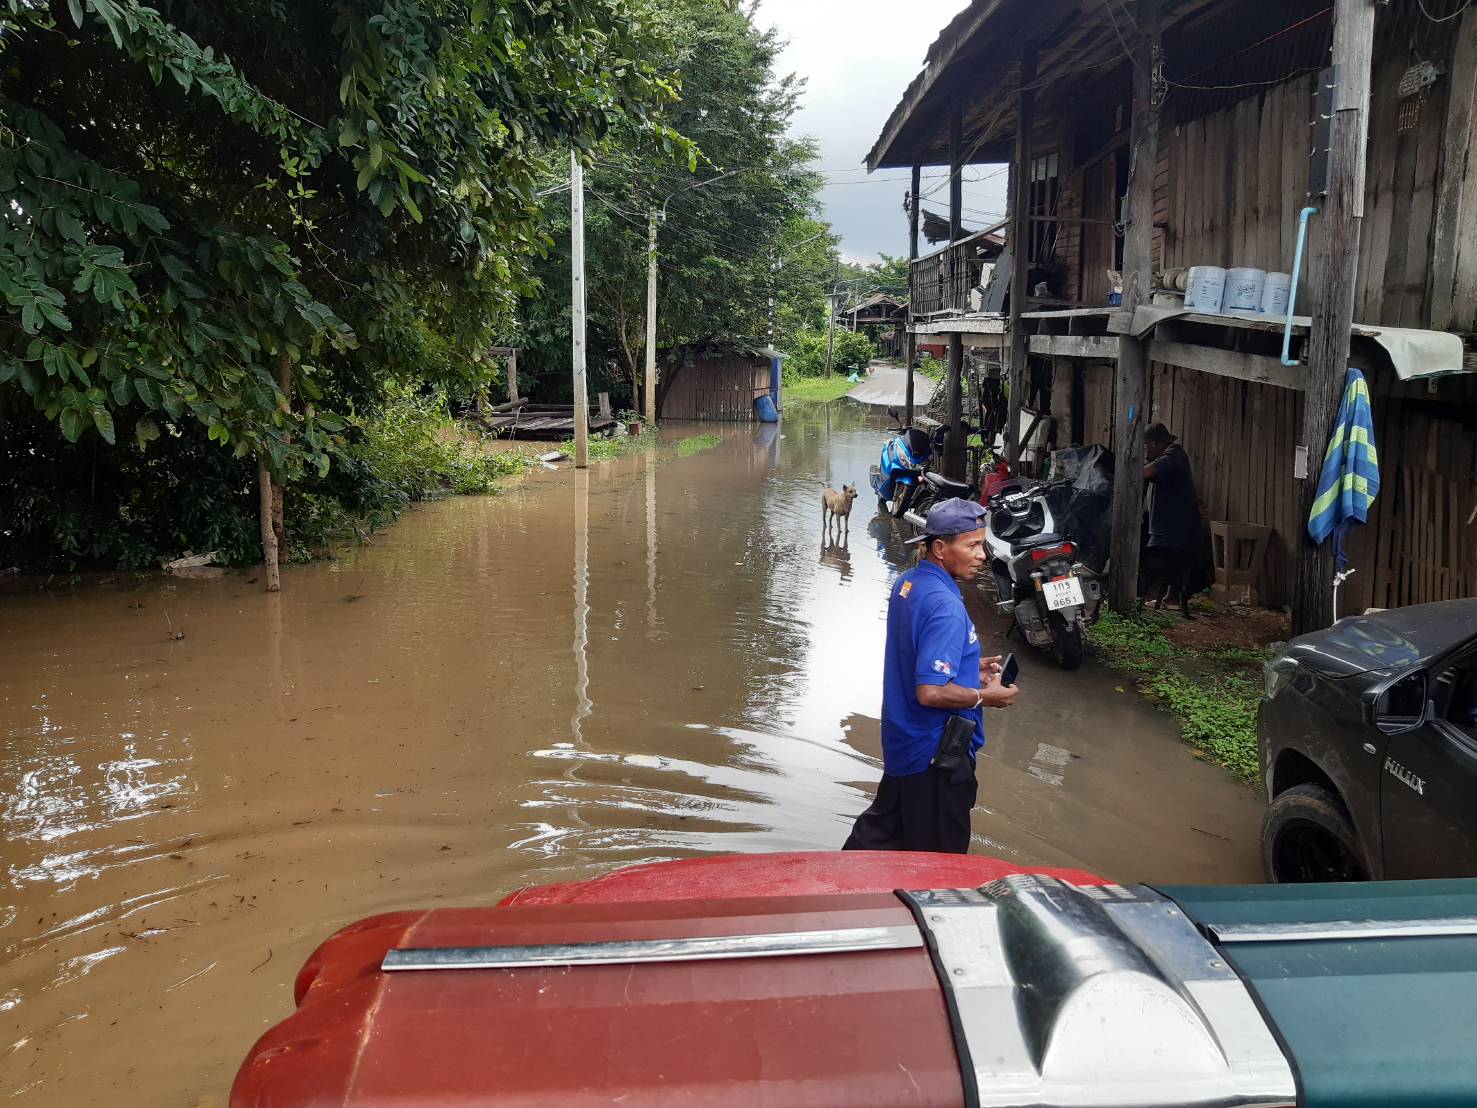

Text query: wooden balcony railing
(908, 230), (997, 321)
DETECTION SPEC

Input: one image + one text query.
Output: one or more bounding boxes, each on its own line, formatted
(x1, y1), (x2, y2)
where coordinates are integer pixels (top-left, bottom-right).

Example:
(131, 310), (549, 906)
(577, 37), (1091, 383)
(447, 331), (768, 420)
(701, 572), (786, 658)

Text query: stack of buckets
(1182, 266), (1291, 317)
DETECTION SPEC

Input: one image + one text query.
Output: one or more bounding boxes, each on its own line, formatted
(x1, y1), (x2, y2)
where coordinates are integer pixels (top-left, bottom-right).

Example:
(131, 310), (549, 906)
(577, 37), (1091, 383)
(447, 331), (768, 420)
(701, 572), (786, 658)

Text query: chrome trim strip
(381, 924), (921, 971)
(1211, 917), (1477, 943)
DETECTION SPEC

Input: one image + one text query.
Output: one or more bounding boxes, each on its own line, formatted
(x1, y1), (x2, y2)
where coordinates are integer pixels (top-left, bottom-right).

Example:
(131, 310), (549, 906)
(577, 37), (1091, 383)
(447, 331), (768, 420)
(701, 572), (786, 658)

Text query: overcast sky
(757, 0), (1010, 263)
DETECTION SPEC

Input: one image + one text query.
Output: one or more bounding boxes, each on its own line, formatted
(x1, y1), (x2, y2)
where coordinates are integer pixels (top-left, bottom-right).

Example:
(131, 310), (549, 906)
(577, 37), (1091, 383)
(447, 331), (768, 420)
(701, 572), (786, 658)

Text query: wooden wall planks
(1156, 19), (1467, 332)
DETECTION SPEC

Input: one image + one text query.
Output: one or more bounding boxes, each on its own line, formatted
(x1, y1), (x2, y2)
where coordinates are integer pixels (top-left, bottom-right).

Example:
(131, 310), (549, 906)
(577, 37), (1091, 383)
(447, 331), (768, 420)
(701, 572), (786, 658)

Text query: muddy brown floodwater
(1, 402), (1264, 1104)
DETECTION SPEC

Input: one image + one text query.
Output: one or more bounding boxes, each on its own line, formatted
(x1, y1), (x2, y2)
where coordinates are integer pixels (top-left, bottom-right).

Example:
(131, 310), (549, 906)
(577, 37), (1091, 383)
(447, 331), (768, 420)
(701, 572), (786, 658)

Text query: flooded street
(1, 402), (1262, 1104)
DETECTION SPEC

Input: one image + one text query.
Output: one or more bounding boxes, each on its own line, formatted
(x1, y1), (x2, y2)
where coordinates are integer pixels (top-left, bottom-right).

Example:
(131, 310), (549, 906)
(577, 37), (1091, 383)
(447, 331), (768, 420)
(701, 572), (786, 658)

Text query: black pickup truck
(1259, 599), (1477, 882)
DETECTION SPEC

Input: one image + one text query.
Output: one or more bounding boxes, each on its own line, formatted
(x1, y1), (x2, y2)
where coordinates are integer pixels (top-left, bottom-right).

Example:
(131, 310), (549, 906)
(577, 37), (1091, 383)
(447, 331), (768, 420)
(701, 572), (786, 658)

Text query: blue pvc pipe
(1282, 206), (1319, 367)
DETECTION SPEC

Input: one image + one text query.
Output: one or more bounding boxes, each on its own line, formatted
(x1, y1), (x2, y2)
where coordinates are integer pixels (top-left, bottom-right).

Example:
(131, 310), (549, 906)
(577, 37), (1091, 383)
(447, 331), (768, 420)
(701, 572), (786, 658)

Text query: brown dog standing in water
(822, 484), (858, 536)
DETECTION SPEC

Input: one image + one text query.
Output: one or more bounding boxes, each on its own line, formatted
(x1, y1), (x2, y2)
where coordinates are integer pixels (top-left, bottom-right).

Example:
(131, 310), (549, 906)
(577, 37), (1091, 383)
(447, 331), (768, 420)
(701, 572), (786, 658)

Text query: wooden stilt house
(871, 0), (1477, 625)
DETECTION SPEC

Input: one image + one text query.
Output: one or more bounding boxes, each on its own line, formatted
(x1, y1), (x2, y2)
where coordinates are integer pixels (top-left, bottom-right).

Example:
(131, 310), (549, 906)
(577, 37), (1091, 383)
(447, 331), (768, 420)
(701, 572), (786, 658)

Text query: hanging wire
(1415, 0), (1472, 21)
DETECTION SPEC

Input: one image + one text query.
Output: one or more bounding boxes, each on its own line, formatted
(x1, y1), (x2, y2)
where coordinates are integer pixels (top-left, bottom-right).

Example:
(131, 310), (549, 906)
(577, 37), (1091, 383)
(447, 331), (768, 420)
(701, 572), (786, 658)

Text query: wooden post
(1430, 11), (1477, 331)
(945, 104), (966, 479)
(905, 164), (921, 423)
(1106, 2), (1161, 614)
(571, 150), (589, 468)
(1293, 0), (1377, 634)
(1006, 46), (1037, 472)
(645, 210), (658, 425)
(949, 106), (964, 243)
(507, 349), (518, 403)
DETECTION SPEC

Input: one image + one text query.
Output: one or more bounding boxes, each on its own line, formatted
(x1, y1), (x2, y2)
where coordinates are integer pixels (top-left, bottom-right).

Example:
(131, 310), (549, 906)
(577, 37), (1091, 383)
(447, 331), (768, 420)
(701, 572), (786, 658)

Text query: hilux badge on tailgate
(1384, 757), (1425, 796)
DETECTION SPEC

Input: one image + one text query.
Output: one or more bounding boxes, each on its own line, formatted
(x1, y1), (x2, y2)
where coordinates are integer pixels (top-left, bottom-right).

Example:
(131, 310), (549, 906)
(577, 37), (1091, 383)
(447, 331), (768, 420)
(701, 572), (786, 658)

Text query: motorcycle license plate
(1043, 576), (1084, 611)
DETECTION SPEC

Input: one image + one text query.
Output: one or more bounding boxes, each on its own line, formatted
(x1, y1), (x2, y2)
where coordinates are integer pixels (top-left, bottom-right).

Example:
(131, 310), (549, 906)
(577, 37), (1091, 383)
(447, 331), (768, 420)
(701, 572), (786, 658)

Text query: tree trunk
(271, 354), (293, 561)
(258, 459), (280, 593)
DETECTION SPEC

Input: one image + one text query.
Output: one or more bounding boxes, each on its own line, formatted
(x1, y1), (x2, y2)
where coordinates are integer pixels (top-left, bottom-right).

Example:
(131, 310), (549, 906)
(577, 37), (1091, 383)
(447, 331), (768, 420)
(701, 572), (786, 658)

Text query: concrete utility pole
(824, 258), (841, 376)
(1293, 0), (1377, 634)
(644, 167), (751, 426)
(571, 150), (590, 468)
(1107, 3), (1161, 613)
(644, 211), (658, 425)
(767, 252), (777, 347)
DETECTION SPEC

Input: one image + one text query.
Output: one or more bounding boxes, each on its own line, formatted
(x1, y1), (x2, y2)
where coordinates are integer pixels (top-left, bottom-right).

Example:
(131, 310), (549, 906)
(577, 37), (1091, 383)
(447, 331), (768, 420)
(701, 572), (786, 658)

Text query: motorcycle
(886, 419), (980, 525)
(983, 479), (1103, 670)
(870, 409), (949, 517)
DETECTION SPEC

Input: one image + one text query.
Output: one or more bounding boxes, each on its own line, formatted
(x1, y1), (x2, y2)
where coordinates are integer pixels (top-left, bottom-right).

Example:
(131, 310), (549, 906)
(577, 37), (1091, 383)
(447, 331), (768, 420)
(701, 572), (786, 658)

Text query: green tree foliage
(771, 216), (837, 350)
(0, 0), (680, 568)
(515, 0), (823, 406)
(839, 254), (909, 299)
(784, 329), (875, 380)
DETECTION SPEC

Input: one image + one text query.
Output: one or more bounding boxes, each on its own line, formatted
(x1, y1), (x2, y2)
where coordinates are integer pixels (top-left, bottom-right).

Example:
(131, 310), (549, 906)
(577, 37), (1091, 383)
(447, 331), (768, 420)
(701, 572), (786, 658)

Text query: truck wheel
(1048, 612), (1084, 670)
(1261, 783), (1370, 883)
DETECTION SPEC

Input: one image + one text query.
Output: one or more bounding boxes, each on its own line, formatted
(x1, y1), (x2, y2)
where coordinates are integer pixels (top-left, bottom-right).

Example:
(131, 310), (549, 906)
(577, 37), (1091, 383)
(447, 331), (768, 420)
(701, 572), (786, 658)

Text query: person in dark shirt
(1142, 422), (1201, 619)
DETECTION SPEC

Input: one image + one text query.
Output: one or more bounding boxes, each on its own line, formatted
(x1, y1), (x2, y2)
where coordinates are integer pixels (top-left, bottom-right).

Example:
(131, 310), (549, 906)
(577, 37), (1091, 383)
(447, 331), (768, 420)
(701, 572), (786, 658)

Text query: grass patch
(1092, 610), (1262, 783)
(1146, 673), (1261, 782)
(677, 433), (722, 457)
(1092, 610), (1178, 665)
(783, 375), (854, 403)
(554, 433), (654, 462)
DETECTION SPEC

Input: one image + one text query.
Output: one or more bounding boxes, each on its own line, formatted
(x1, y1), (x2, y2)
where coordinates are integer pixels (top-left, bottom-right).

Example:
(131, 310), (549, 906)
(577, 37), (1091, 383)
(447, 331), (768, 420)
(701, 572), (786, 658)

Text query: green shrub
(284, 388), (530, 560)
(347, 388), (517, 501)
(782, 328), (876, 379)
(917, 352), (946, 380)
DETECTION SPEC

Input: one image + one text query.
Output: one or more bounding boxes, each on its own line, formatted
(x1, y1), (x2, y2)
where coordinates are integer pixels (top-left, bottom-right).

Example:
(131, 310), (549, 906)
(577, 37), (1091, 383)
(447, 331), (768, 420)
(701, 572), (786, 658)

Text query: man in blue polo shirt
(843, 498), (1017, 853)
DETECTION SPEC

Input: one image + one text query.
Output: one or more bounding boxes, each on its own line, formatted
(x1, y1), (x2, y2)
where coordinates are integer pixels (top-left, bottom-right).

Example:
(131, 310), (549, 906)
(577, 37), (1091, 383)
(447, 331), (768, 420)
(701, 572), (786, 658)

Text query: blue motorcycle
(870, 409), (951, 517)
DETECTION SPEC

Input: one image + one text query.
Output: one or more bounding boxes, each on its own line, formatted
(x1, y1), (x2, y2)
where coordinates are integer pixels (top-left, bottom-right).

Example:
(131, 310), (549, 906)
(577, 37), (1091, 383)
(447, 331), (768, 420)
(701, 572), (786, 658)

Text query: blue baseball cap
(904, 497), (989, 544)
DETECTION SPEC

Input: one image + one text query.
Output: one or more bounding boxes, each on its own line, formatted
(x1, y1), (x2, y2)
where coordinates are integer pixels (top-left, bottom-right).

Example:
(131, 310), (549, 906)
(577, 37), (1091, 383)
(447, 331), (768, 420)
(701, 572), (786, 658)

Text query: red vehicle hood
(232, 852), (1103, 1107)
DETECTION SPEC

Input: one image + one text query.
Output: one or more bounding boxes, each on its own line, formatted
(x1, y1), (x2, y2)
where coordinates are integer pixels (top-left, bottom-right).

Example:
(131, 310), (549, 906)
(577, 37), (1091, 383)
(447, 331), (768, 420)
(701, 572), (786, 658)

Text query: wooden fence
(1056, 361), (1477, 612)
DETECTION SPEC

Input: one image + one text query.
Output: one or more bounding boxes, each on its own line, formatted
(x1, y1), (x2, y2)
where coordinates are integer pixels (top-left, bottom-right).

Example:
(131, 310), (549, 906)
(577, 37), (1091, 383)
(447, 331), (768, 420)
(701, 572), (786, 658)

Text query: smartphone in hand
(998, 653), (1019, 688)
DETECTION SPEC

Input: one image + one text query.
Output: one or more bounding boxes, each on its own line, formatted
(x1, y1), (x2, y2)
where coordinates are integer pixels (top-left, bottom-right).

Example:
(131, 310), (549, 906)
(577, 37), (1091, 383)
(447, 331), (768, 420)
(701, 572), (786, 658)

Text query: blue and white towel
(1308, 367), (1380, 570)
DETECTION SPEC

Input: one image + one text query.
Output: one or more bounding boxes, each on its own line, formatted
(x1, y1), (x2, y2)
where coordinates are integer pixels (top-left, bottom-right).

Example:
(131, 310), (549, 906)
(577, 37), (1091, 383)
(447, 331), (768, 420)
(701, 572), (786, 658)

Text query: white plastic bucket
(1224, 267), (1266, 313)
(1259, 271), (1292, 315)
(1184, 266), (1226, 313)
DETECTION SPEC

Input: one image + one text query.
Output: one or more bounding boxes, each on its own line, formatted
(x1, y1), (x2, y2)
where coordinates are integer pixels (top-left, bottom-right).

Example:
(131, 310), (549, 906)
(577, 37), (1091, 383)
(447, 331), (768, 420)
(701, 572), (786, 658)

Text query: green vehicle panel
(1165, 879), (1477, 1108)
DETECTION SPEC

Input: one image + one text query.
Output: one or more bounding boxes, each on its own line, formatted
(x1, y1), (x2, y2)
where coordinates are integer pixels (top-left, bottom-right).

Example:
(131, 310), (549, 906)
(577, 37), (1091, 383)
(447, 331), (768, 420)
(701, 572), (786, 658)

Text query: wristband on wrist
(974, 689), (985, 710)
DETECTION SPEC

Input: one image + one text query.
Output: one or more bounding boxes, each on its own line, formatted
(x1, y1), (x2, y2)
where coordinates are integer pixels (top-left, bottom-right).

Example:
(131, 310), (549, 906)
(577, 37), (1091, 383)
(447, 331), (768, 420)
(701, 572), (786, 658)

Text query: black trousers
(841, 764), (978, 854)
(1143, 544), (1192, 602)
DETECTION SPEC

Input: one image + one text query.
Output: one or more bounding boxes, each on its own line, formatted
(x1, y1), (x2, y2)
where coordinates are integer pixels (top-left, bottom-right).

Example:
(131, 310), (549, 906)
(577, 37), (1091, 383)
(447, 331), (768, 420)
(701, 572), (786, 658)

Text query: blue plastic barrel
(754, 394), (779, 423)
